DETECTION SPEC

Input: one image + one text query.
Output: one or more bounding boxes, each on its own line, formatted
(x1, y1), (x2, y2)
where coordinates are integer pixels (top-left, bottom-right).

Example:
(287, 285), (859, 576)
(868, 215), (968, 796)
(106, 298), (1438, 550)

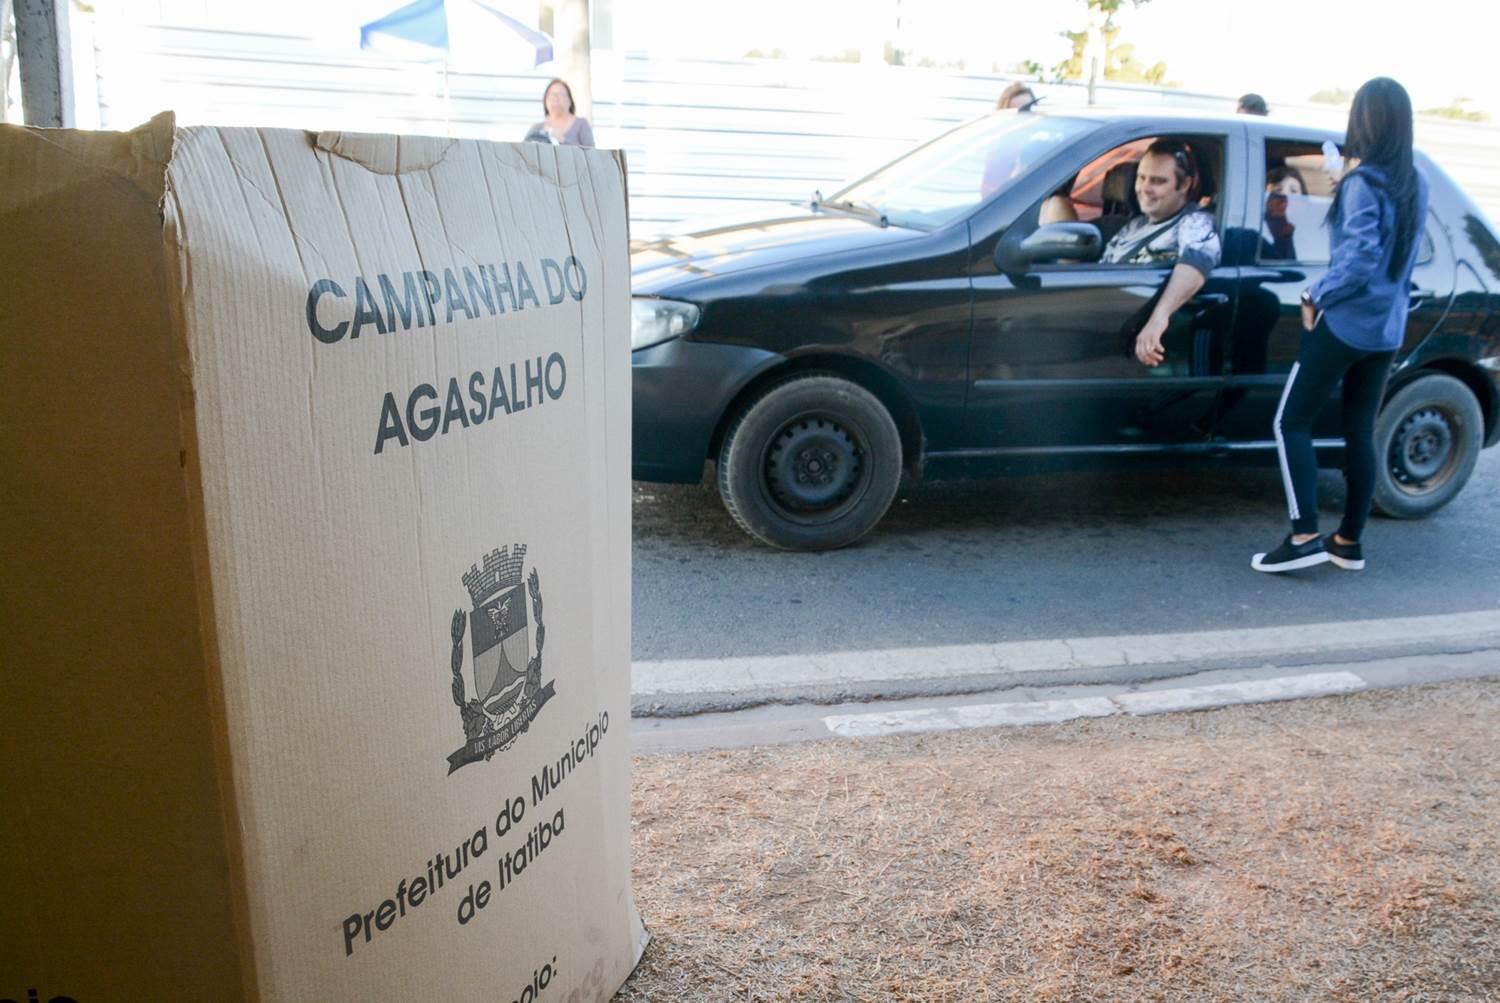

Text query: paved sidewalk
(632, 610), (1500, 716)
(618, 678), (1499, 1002)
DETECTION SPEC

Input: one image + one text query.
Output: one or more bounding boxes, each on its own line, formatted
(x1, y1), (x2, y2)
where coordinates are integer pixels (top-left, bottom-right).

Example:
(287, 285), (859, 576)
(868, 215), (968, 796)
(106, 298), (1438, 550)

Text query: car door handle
(1185, 293), (1229, 318)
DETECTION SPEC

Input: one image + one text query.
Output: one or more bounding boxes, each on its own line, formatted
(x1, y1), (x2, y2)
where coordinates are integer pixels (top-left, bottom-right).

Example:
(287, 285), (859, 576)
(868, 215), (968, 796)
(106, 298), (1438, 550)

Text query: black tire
(716, 375), (903, 550)
(1371, 373), (1483, 519)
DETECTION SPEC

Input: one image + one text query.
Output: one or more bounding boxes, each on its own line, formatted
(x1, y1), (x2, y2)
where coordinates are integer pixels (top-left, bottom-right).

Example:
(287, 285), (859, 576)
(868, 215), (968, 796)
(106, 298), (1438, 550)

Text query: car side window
(1042, 138), (1153, 234)
(1261, 142), (1441, 267)
(1042, 134), (1224, 271)
(1259, 143), (1335, 264)
(1416, 222), (1437, 266)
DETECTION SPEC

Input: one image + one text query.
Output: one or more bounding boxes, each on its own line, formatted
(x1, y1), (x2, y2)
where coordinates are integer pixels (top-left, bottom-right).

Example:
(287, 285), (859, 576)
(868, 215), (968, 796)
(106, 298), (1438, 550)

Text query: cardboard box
(0, 113), (646, 1001)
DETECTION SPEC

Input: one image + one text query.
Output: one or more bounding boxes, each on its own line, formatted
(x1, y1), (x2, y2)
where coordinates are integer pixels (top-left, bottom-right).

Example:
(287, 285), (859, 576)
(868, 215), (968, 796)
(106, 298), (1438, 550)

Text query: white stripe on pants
(1273, 361), (1301, 522)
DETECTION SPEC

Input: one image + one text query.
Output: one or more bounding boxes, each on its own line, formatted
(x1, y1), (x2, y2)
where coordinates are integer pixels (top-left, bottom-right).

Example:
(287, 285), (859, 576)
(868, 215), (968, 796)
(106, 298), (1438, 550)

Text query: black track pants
(1273, 318), (1395, 540)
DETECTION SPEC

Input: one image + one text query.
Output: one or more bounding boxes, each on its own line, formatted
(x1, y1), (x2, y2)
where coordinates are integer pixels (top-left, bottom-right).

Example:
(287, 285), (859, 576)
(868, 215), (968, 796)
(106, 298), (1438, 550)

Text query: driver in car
(1102, 139), (1222, 367)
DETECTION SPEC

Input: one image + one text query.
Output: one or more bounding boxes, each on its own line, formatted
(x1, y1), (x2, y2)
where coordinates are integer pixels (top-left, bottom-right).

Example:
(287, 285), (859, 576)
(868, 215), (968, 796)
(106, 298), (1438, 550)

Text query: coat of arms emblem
(446, 544), (555, 773)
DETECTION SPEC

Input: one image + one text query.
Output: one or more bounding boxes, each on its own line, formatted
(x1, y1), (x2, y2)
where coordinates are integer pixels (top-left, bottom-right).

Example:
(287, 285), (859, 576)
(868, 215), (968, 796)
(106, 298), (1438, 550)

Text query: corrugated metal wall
(91, 20), (1500, 238)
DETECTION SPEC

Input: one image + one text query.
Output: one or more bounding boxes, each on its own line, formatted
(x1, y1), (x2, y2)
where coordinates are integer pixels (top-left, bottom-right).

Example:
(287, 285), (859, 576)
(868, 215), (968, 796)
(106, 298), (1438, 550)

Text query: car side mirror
(995, 221), (1104, 272)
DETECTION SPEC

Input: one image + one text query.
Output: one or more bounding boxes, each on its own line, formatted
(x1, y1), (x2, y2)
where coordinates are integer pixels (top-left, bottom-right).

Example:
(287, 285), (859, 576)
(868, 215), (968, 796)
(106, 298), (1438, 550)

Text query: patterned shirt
(1101, 207), (1221, 276)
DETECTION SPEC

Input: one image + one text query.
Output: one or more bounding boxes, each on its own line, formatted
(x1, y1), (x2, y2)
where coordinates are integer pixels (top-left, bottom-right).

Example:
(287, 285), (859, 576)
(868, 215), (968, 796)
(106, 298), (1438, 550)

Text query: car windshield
(830, 114), (1094, 230)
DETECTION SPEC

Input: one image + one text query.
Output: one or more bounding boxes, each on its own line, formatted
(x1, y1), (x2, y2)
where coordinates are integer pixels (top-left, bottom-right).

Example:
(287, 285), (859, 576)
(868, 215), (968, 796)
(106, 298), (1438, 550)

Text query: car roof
(1028, 104), (1342, 141)
(1024, 106), (1452, 169)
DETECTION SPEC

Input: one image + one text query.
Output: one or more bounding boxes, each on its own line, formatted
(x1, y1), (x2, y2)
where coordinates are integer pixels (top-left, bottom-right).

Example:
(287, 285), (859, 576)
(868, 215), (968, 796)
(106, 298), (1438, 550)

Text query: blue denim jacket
(1308, 165), (1431, 352)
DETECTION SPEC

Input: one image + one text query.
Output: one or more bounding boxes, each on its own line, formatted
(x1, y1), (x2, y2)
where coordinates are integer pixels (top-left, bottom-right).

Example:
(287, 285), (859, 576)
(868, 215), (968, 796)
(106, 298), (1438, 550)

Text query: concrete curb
(822, 672), (1368, 738)
(632, 610), (1500, 716)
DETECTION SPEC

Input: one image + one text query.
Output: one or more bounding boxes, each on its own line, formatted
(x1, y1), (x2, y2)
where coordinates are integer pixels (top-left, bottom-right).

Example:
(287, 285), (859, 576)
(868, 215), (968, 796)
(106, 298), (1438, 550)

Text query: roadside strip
(823, 671), (1366, 738)
(632, 609), (1500, 716)
(633, 652), (1500, 753)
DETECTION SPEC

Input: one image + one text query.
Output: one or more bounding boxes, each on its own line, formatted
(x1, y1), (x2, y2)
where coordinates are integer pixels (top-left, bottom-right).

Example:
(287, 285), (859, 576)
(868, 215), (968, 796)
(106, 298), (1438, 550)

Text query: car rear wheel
(1372, 373), (1483, 519)
(717, 375), (902, 550)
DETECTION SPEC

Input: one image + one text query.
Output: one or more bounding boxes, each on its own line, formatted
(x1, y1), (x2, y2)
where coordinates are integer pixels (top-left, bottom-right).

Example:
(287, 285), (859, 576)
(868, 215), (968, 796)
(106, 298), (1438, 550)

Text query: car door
(1212, 134), (1457, 444)
(963, 126), (1243, 453)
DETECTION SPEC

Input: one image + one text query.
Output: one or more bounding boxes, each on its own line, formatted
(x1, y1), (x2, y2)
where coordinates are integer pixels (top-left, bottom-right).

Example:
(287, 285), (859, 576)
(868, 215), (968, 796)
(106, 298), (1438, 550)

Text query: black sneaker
(1324, 535), (1365, 571)
(1251, 534), (1329, 573)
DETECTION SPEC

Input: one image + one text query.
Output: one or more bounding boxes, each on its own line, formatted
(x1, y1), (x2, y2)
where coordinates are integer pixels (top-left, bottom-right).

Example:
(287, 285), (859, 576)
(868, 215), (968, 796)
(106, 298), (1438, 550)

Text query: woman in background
(525, 78), (595, 147)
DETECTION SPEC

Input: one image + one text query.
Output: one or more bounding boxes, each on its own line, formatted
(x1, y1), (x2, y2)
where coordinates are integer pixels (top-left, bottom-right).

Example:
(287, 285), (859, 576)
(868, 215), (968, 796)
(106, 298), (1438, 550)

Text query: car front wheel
(1372, 372), (1484, 519)
(717, 375), (903, 550)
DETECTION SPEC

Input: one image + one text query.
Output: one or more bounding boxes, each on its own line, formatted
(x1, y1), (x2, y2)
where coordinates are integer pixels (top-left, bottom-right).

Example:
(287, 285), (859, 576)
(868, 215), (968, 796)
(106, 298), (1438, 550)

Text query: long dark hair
(1329, 77), (1420, 280)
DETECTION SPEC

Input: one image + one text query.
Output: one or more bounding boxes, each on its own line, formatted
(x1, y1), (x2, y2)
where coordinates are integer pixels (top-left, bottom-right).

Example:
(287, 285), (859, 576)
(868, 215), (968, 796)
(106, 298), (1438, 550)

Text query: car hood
(630, 208), (927, 295)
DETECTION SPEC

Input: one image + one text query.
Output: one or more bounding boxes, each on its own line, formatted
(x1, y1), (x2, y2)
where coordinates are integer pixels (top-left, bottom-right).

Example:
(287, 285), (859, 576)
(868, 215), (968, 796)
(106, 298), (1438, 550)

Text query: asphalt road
(632, 449), (1500, 661)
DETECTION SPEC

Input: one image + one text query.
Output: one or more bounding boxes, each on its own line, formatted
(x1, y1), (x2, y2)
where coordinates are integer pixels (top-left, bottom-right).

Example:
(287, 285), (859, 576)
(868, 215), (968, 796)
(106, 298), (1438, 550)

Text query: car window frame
(1025, 130), (1234, 275)
(1053, 137), (1156, 225)
(1254, 132), (1440, 269)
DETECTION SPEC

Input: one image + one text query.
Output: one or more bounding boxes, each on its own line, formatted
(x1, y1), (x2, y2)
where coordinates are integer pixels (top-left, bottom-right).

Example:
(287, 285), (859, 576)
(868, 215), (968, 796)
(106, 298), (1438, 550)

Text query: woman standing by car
(524, 78), (595, 147)
(1252, 78), (1430, 573)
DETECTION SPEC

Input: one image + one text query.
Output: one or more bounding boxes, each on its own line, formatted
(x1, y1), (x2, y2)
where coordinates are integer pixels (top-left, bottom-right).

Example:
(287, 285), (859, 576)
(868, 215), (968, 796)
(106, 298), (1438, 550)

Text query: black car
(630, 108), (1500, 550)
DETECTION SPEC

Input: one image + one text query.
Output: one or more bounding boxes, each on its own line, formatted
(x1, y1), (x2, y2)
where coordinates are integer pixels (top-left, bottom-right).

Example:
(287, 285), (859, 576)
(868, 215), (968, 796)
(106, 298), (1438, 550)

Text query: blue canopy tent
(359, 0), (555, 134)
(360, 0), (554, 65)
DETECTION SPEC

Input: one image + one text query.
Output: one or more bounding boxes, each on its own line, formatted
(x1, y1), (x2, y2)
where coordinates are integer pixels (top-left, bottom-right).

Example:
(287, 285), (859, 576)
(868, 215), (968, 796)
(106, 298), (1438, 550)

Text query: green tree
(1007, 59), (1047, 81)
(811, 48), (863, 64)
(1420, 97), (1490, 123)
(1051, 0), (1169, 100)
(1057, 29), (1171, 85)
(1309, 88), (1353, 105)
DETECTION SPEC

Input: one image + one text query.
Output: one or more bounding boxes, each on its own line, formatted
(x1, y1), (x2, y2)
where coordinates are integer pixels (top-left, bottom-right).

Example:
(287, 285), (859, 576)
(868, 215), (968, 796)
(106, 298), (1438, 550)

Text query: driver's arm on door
(1135, 212), (1220, 367)
(1134, 263), (1206, 367)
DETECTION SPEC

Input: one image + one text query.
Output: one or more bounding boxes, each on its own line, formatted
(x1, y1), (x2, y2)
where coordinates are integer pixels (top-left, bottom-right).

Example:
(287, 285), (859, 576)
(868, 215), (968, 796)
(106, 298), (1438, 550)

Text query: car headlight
(632, 298), (700, 351)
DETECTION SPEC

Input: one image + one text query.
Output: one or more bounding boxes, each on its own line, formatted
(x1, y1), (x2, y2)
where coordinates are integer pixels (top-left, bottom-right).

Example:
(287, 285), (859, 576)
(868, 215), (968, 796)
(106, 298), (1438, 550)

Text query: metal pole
(14, 0), (71, 126)
(1083, 6), (1104, 107)
(1, 0), (14, 122)
(556, 0), (590, 118)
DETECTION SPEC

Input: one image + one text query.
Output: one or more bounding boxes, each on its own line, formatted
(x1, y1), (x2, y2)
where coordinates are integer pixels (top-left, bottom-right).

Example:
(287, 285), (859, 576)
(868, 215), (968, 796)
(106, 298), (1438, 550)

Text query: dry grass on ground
(618, 679), (1499, 1002)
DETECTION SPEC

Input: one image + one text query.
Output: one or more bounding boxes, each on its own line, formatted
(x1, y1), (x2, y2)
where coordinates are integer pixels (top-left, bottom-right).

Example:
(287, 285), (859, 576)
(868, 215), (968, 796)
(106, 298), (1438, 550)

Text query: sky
(604, 0), (1498, 114)
(121, 0), (1500, 114)
(1120, 0), (1496, 113)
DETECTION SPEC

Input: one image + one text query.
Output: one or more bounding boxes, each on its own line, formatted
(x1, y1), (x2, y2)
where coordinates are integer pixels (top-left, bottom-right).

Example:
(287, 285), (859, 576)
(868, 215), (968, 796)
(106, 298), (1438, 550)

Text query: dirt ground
(617, 679), (1499, 1002)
